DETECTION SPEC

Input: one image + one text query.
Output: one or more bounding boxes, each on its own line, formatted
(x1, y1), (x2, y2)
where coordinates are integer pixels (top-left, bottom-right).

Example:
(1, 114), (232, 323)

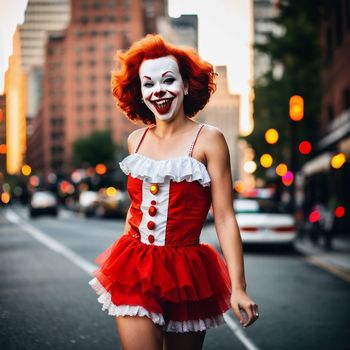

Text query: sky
(0, 0), (253, 134)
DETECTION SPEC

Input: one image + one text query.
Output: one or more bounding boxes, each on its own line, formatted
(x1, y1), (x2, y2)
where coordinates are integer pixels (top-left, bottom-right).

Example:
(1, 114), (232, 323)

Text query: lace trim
(119, 154), (211, 187)
(88, 277), (226, 332)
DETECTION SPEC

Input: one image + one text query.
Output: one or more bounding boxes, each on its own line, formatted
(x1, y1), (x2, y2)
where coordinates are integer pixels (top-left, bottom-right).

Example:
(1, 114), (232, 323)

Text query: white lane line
(5, 208), (261, 350)
(223, 313), (261, 350)
(5, 209), (96, 275)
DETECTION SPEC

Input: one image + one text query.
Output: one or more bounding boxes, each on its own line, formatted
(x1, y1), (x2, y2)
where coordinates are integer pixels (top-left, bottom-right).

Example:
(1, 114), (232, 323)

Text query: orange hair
(111, 34), (216, 125)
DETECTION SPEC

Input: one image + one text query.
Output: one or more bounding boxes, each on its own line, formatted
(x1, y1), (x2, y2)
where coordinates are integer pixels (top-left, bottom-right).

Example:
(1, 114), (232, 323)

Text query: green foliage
(247, 0), (327, 177)
(72, 130), (125, 167)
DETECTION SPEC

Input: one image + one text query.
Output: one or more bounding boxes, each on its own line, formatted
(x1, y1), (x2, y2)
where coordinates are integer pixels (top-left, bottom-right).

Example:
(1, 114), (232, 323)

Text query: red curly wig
(111, 34), (216, 125)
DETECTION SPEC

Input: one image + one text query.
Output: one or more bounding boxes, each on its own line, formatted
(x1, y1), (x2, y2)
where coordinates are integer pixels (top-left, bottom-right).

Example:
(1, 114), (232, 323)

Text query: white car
(234, 198), (297, 244)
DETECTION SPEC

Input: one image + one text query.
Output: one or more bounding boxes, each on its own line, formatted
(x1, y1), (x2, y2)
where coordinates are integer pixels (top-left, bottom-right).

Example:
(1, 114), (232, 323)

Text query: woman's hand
(230, 289), (259, 327)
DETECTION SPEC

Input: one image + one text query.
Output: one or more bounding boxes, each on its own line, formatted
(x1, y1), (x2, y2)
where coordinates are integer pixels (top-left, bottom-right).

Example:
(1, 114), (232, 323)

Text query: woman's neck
(152, 116), (195, 139)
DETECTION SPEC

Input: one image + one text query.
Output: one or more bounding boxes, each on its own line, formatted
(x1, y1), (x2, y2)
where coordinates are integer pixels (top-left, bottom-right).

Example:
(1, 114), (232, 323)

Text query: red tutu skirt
(89, 234), (231, 332)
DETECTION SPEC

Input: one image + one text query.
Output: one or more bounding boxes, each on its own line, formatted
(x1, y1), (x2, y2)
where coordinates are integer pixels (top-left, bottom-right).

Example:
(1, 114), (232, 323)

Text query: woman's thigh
(163, 331), (206, 350)
(116, 316), (163, 350)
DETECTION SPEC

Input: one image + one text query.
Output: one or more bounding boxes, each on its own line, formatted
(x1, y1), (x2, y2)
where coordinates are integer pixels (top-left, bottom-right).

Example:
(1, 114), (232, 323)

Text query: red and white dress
(89, 123), (231, 332)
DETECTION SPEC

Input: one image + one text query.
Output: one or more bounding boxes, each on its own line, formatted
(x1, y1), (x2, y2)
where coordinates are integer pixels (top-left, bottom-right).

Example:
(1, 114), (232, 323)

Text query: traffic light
(289, 95), (304, 121)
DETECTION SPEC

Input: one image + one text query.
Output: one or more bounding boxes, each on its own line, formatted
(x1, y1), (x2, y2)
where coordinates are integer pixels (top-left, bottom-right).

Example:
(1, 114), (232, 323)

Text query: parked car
(29, 191), (59, 218)
(78, 191), (99, 217)
(94, 187), (130, 218)
(234, 198), (297, 244)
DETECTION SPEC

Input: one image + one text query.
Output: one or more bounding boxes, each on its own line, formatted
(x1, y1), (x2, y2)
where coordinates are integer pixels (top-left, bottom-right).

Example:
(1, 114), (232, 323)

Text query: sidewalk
(295, 235), (350, 282)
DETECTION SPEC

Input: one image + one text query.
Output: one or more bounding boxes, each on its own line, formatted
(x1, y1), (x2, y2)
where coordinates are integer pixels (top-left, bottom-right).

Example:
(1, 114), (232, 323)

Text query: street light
(289, 95), (304, 121)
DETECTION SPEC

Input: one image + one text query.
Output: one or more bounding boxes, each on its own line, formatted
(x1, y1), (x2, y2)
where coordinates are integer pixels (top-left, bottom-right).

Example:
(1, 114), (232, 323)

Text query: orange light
(265, 129), (279, 144)
(21, 164), (32, 176)
(331, 153), (346, 169)
(276, 163), (288, 176)
(260, 153), (273, 168)
(150, 184), (159, 195)
(289, 95), (304, 121)
(234, 180), (245, 193)
(95, 163), (107, 175)
(1, 192), (10, 204)
(0, 144), (6, 154)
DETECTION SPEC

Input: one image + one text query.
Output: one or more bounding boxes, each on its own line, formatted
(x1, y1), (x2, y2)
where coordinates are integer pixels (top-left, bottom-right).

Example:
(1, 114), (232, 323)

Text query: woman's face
(139, 55), (187, 122)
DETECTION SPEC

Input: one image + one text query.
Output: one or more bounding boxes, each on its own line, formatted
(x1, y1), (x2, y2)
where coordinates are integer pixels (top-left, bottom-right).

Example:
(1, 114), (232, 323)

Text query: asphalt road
(1, 204), (349, 350)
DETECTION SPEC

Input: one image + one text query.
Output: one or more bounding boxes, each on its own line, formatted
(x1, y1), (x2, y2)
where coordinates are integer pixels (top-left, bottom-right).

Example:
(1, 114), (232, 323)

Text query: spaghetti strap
(188, 124), (205, 157)
(134, 127), (150, 154)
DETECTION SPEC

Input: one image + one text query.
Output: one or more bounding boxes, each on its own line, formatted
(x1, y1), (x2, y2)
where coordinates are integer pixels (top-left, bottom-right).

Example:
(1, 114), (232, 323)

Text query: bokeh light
(234, 180), (245, 193)
(106, 186), (117, 197)
(335, 206), (345, 218)
(299, 141), (312, 155)
(1, 192), (10, 204)
(21, 164), (32, 176)
(265, 128), (279, 144)
(282, 171), (294, 186)
(309, 210), (320, 223)
(243, 160), (257, 174)
(276, 163), (288, 176)
(260, 153), (273, 168)
(95, 163), (107, 175)
(330, 153), (346, 169)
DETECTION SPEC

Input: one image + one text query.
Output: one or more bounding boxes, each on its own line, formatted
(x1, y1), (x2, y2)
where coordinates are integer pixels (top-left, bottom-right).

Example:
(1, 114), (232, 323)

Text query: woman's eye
(143, 82), (153, 88)
(164, 77), (175, 84)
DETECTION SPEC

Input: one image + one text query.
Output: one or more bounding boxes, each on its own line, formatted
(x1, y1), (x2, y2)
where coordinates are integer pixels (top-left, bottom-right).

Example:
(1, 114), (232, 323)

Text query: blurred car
(94, 187), (130, 218)
(29, 191), (59, 218)
(78, 191), (99, 217)
(234, 198), (297, 244)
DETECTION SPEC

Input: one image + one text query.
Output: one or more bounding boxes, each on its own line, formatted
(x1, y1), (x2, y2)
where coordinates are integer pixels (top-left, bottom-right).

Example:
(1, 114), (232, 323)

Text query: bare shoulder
(127, 127), (148, 153)
(200, 124), (227, 154)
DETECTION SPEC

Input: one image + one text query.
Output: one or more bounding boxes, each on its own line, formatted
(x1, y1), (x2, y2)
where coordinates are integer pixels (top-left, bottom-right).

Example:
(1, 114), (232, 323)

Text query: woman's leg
(163, 331), (206, 350)
(116, 316), (163, 350)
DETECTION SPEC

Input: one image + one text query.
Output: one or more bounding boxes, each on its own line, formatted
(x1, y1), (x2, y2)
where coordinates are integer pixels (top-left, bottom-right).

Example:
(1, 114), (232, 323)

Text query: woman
(89, 34), (259, 350)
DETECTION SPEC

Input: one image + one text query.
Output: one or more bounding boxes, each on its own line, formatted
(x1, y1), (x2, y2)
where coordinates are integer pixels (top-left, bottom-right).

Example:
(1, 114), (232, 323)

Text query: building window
(75, 31), (82, 38)
(89, 89), (96, 97)
(105, 118), (112, 127)
(90, 31), (98, 37)
(81, 16), (89, 25)
(75, 60), (83, 67)
(88, 45), (96, 52)
(94, 16), (103, 23)
(89, 75), (97, 82)
(105, 104), (112, 111)
(105, 88), (111, 96)
(90, 118), (96, 127)
(89, 104), (97, 111)
(89, 60), (96, 67)
(76, 105), (83, 112)
(77, 119), (83, 127)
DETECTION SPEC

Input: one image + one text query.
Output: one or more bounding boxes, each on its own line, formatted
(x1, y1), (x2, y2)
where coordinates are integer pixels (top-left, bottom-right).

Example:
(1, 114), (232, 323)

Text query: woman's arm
(203, 126), (259, 327)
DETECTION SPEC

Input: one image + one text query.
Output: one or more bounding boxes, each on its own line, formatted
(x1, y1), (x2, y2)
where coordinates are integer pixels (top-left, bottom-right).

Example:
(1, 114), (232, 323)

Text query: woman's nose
(154, 83), (166, 98)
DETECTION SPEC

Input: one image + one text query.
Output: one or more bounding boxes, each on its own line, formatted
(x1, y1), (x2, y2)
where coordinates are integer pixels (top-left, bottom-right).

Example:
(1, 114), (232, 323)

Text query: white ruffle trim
(88, 277), (226, 333)
(88, 277), (165, 325)
(119, 154), (211, 187)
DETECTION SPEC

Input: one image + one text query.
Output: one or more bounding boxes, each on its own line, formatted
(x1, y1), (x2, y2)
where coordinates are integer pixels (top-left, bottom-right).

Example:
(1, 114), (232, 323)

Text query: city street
(1, 204), (349, 350)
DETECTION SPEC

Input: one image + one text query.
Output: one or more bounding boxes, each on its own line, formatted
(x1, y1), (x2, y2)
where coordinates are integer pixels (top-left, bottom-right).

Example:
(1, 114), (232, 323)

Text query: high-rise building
(253, 0), (282, 80)
(4, 27), (27, 175)
(198, 66), (240, 181)
(157, 14), (198, 49)
(0, 94), (6, 176)
(28, 0), (166, 179)
(20, 0), (70, 122)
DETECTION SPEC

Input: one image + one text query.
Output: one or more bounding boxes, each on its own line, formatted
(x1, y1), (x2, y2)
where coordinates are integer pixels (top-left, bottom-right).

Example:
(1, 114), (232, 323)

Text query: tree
(72, 130), (125, 168)
(247, 0), (327, 178)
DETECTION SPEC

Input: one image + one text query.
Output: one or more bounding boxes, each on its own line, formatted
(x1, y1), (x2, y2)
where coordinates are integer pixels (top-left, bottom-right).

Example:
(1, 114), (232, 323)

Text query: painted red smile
(151, 98), (174, 114)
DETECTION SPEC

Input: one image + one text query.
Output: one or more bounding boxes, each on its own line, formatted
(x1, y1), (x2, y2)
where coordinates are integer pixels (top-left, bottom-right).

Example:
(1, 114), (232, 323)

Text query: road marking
(5, 209), (96, 275)
(5, 208), (261, 350)
(305, 256), (350, 283)
(223, 314), (261, 350)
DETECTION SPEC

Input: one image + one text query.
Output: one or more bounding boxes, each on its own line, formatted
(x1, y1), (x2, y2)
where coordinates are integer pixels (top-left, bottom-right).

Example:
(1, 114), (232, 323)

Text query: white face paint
(139, 56), (187, 121)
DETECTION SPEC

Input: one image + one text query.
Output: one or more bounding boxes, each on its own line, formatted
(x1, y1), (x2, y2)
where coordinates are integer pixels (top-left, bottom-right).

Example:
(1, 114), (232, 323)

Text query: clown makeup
(139, 55), (188, 122)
